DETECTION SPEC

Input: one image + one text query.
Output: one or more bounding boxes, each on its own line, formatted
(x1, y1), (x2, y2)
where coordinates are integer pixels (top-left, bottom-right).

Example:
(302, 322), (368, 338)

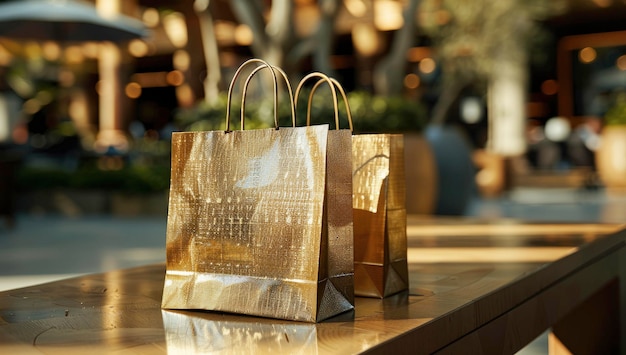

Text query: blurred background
(0, 0), (625, 295)
(3, 1), (626, 352)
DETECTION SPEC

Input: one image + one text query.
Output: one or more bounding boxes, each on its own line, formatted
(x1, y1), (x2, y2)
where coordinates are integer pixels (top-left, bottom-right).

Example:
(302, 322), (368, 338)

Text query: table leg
(549, 258), (623, 354)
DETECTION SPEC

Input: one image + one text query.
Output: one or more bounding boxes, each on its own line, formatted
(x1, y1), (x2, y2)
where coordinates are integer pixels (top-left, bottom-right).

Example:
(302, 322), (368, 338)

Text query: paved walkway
(0, 215), (167, 290)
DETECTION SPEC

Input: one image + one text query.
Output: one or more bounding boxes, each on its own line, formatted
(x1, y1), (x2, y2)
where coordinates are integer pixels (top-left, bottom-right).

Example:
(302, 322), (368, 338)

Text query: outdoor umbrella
(0, 0), (146, 42)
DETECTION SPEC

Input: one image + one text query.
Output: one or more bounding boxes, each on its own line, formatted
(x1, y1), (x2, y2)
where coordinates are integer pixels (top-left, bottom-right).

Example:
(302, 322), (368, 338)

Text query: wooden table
(1, 217), (625, 354)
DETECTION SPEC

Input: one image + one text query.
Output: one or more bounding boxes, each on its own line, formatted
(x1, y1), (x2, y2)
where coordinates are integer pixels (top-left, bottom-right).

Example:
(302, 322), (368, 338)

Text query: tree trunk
(429, 74), (466, 126)
(194, 0), (221, 104)
(487, 56), (528, 156)
(287, 0), (339, 77)
(373, 0), (420, 96)
(231, 0), (294, 70)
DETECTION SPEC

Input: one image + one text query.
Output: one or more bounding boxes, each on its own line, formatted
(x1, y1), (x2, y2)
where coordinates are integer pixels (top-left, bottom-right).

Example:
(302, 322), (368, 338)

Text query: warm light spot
(64, 46), (83, 64)
(142, 7), (160, 27)
(173, 50), (190, 70)
(128, 39), (149, 57)
(617, 55), (626, 71)
(163, 12), (188, 48)
(125, 82), (142, 99)
(176, 84), (195, 107)
(82, 42), (99, 58)
(68, 95), (89, 124)
(579, 47), (597, 63)
(234, 25), (253, 46)
(42, 41), (60, 61)
(541, 79), (558, 95)
(419, 57), (436, 74)
(476, 169), (496, 186)
(58, 70), (75, 87)
(404, 73), (420, 89)
(345, 0), (368, 17)
(96, 1), (119, 19)
(407, 47), (431, 62)
(215, 21), (236, 44)
(293, 3), (320, 37)
(352, 23), (380, 56)
(0, 44), (12, 66)
(166, 70), (185, 86)
(24, 42), (41, 58)
(592, 0), (612, 7)
(374, 0), (403, 31)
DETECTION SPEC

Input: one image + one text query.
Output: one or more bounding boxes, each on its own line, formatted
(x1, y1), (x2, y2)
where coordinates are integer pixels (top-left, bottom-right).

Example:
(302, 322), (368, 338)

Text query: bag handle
(224, 58), (295, 131)
(294, 72), (353, 131)
(241, 64), (296, 129)
(309, 77), (353, 131)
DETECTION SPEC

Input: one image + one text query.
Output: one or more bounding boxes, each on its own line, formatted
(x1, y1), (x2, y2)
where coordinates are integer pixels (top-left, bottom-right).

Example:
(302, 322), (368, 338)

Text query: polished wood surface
(0, 217), (624, 354)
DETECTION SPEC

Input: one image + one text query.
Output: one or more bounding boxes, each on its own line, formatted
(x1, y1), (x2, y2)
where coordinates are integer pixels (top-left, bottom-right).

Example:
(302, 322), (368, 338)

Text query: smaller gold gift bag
(297, 75), (408, 298)
(162, 59), (354, 322)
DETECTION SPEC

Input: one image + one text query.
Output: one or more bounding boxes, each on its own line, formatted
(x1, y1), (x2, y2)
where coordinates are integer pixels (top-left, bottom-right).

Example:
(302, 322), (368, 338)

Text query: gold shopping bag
(299, 75), (408, 298)
(161, 59), (354, 322)
(162, 310), (317, 353)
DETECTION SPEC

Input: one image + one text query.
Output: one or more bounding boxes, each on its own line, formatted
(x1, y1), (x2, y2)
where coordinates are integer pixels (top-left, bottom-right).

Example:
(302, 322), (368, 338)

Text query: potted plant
(595, 91), (626, 191)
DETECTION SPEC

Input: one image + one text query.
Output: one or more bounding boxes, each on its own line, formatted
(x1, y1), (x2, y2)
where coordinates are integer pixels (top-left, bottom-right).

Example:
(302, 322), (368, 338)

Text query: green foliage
(347, 92), (427, 133)
(16, 164), (171, 194)
(175, 92), (291, 131)
(175, 91), (427, 134)
(604, 92), (626, 126)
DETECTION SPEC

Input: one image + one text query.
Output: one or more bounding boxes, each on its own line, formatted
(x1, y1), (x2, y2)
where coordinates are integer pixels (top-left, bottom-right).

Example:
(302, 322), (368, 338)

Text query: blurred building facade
(1, 0), (626, 170)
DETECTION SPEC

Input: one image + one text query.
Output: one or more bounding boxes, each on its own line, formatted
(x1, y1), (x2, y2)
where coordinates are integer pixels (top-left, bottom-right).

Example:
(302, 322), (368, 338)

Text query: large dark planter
(424, 125), (476, 215)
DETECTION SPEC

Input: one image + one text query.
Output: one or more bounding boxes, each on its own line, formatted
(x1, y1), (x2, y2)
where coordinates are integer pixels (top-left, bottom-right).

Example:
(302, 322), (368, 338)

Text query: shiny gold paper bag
(301, 76), (408, 298)
(162, 310), (317, 353)
(161, 59), (354, 322)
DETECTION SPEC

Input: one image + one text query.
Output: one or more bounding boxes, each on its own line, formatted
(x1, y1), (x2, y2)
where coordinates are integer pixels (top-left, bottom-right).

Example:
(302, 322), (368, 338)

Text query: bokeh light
(404, 73), (420, 89)
(128, 40), (149, 57)
(419, 58), (436, 74)
(352, 23), (380, 56)
(142, 7), (160, 27)
(541, 79), (559, 95)
(545, 117), (571, 142)
(579, 47), (597, 63)
(234, 25), (253, 46)
(460, 97), (483, 124)
(125, 82), (142, 99)
(617, 55), (626, 71)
